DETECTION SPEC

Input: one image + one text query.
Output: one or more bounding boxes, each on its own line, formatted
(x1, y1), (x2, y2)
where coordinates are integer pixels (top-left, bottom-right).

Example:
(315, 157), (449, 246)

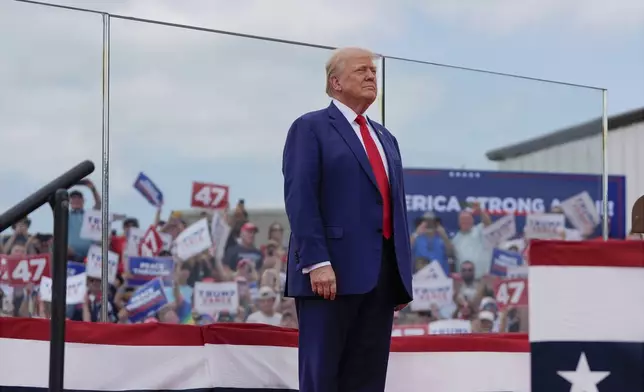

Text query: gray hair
(325, 47), (376, 97)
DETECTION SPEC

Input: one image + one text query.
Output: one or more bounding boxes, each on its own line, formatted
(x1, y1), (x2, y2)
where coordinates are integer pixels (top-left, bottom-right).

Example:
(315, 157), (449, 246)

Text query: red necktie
(356, 115), (392, 239)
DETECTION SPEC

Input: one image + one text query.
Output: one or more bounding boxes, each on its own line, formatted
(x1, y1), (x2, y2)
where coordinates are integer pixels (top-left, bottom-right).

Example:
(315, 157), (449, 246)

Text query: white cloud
(417, 0), (644, 36)
(43, 0), (405, 44)
(0, 0), (405, 231)
(0, 0), (632, 233)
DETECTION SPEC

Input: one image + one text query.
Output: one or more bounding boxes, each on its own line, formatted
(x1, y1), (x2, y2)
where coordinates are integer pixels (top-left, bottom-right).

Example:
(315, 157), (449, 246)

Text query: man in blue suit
(282, 47), (413, 392)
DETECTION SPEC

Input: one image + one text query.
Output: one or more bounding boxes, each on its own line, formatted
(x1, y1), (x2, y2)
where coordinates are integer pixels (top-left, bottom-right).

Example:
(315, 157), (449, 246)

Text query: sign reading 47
(494, 278), (528, 310)
(191, 182), (229, 209)
(0, 254), (51, 285)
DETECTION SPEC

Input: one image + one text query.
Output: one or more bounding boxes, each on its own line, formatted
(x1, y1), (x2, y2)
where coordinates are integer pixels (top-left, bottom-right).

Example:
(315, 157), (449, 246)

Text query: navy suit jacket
(282, 102), (413, 298)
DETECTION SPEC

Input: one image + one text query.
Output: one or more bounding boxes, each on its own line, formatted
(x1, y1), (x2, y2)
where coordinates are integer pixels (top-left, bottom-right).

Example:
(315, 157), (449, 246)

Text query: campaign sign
(248, 281), (259, 301)
(524, 214), (565, 240)
(67, 261), (86, 276)
(133, 172), (164, 207)
(489, 248), (523, 277)
(0, 254), (50, 285)
(191, 182), (229, 209)
(86, 245), (119, 283)
(428, 319), (472, 335)
(211, 211), (231, 260)
(482, 214), (516, 248)
(175, 218), (211, 260)
(412, 260), (448, 281)
(193, 281), (239, 314)
(506, 265), (529, 279)
(79, 209), (102, 241)
(39, 273), (87, 305)
(126, 278), (168, 323)
(127, 257), (174, 287)
(560, 191), (600, 234)
(494, 278), (528, 311)
(391, 325), (429, 337)
(563, 228), (583, 241)
(125, 227), (145, 257)
(403, 168), (626, 238)
(139, 226), (164, 257)
(410, 278), (454, 312)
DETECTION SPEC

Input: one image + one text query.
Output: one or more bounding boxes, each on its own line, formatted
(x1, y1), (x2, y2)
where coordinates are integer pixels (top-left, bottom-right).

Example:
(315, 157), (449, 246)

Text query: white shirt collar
(332, 99), (368, 125)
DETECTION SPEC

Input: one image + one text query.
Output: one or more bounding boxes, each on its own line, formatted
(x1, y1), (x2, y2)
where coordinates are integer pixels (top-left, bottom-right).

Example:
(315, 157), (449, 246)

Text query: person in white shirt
(452, 202), (493, 278)
(246, 286), (282, 326)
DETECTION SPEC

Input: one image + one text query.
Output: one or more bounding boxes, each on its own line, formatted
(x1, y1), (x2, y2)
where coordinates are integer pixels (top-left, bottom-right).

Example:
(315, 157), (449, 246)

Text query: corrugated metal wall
(495, 122), (644, 231)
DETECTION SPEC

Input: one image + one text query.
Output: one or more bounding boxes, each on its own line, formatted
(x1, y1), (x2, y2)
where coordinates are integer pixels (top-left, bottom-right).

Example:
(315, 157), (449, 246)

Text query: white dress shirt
(302, 99), (389, 274)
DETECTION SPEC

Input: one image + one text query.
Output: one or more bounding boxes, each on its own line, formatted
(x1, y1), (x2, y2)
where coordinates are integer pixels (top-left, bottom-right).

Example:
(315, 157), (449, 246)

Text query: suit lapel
(328, 103), (379, 189)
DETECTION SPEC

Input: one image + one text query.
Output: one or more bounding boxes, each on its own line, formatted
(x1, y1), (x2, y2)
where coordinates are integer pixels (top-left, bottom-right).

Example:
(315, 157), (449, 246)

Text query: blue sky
(0, 0), (642, 232)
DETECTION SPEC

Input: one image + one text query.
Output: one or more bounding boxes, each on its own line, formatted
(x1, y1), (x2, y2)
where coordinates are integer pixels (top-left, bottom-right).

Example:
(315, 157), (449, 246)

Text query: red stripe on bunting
(0, 317), (203, 346)
(0, 318), (528, 353)
(202, 322), (299, 347)
(529, 240), (644, 268)
(390, 333), (529, 353)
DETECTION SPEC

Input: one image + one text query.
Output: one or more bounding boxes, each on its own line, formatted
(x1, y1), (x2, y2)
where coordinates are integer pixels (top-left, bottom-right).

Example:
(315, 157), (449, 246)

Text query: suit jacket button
(376, 198), (383, 205)
(377, 228), (383, 234)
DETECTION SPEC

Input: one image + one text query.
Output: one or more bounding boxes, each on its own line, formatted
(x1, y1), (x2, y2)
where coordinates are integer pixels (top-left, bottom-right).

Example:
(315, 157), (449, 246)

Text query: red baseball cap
(241, 222), (258, 232)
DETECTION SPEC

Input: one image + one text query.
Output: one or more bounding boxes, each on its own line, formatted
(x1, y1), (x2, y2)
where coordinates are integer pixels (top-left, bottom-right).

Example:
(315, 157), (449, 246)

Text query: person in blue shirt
(410, 213), (454, 275)
(171, 270), (195, 325)
(67, 179), (102, 262)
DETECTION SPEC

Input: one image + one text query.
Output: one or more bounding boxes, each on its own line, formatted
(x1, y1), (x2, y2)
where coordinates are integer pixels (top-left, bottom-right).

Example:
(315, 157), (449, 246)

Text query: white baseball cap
(478, 310), (495, 322)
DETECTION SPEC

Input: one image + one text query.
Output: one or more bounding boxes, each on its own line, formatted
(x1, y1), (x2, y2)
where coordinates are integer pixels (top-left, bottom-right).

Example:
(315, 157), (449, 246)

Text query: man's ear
(330, 75), (342, 93)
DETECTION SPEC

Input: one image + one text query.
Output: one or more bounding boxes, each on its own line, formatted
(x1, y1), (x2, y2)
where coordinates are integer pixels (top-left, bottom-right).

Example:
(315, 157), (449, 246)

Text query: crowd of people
(403, 204), (524, 335)
(0, 178), (638, 337)
(0, 179), (296, 328)
(402, 198), (643, 336)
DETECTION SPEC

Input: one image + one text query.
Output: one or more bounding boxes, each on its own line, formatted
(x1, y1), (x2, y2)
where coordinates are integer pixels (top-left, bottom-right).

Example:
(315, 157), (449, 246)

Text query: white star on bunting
(557, 352), (610, 392)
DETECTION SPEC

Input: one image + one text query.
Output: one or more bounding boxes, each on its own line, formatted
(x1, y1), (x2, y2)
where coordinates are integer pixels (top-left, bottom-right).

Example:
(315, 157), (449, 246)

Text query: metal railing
(0, 160), (96, 392)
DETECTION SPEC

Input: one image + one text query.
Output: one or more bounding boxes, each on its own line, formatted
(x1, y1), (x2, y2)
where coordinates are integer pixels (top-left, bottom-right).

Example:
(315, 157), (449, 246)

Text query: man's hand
(309, 265), (337, 300)
(414, 221), (428, 235)
(85, 179), (97, 190)
(14, 222), (28, 235)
